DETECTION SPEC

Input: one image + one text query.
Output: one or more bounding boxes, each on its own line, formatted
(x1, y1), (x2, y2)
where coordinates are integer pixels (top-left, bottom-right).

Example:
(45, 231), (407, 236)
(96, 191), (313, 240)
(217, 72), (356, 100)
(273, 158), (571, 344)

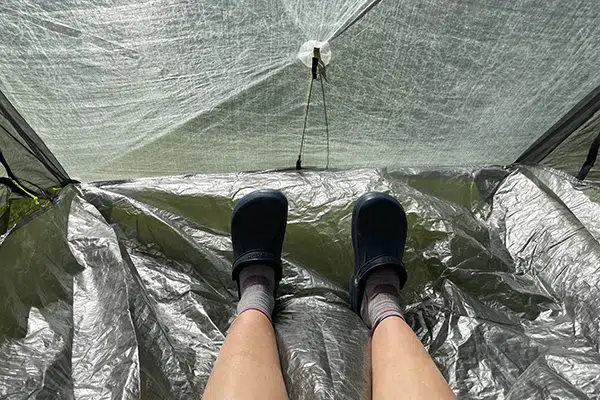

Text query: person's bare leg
(203, 309), (288, 400)
(372, 316), (455, 400)
(348, 193), (454, 399)
(204, 190), (289, 399)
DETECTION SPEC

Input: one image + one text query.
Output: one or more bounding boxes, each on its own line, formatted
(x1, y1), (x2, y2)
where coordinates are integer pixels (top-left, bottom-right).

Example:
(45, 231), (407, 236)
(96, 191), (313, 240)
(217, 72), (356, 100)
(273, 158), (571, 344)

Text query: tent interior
(1, 1), (600, 398)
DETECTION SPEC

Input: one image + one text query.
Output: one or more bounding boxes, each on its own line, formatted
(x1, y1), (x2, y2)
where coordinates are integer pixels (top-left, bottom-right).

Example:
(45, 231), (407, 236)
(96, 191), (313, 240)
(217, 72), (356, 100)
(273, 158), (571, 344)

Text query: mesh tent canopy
(1, 0), (600, 180)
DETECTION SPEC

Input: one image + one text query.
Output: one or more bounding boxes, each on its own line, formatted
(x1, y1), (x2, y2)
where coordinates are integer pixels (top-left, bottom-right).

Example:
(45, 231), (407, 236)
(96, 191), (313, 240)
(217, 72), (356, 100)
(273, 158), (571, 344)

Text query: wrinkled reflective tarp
(1, 165), (599, 399)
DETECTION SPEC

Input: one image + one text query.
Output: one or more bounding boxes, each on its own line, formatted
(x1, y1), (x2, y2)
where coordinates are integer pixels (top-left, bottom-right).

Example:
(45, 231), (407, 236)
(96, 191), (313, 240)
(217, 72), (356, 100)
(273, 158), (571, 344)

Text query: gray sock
(237, 264), (276, 320)
(360, 267), (404, 330)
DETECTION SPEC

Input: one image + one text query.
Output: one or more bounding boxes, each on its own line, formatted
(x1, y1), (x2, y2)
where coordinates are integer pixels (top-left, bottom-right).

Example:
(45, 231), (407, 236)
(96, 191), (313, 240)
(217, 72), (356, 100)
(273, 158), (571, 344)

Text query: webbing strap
(577, 133), (600, 180)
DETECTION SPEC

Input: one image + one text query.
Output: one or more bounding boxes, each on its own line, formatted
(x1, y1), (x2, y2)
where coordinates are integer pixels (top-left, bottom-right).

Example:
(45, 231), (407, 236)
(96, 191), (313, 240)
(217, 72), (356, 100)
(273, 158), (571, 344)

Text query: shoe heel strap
(232, 251), (282, 282)
(356, 256), (407, 289)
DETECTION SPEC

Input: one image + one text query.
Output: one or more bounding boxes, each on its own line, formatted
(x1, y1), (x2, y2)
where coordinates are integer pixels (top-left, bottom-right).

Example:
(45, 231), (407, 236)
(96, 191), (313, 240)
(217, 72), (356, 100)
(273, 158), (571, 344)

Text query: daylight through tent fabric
(1, 0), (600, 180)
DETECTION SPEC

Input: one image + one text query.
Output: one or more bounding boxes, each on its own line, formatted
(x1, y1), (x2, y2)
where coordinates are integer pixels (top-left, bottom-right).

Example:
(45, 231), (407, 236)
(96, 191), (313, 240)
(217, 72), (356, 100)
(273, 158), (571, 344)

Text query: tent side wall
(0, 90), (71, 195)
(517, 84), (600, 181)
(542, 110), (600, 181)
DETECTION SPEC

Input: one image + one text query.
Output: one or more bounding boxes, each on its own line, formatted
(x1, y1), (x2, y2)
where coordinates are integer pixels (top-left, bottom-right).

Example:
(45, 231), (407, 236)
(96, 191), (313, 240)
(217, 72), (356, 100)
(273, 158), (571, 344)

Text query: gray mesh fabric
(1, 0), (599, 180)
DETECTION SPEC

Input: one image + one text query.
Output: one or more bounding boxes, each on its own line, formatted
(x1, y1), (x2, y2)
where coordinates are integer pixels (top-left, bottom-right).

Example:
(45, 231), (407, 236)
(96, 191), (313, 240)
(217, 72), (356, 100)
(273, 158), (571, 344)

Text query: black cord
(297, 77), (314, 170)
(297, 49), (331, 170)
(319, 76), (330, 169)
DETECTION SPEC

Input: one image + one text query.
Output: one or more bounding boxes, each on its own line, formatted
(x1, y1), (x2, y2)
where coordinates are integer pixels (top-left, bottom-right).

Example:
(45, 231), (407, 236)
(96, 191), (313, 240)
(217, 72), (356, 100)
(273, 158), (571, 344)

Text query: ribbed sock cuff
(237, 264), (276, 320)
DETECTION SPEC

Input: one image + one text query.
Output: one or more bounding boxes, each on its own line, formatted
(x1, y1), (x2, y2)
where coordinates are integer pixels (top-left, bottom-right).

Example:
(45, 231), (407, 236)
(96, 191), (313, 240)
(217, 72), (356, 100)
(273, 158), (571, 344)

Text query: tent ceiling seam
(329, 0), (385, 41)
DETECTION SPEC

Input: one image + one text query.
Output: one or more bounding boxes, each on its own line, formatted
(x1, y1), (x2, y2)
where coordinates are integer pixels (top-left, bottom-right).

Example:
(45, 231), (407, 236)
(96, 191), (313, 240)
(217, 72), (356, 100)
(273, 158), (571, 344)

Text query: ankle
(237, 264), (276, 320)
(360, 267), (403, 329)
